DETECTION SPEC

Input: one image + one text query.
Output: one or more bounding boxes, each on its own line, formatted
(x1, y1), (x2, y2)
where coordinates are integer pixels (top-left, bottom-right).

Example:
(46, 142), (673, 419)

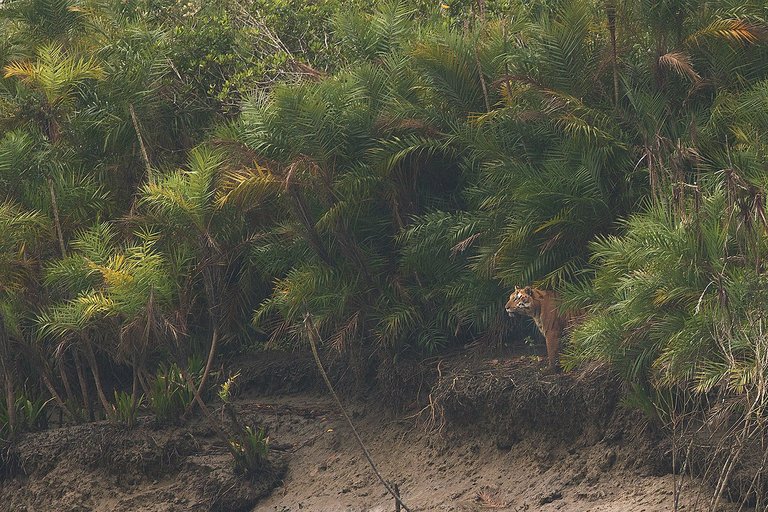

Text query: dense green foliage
(2, 4), (768, 496)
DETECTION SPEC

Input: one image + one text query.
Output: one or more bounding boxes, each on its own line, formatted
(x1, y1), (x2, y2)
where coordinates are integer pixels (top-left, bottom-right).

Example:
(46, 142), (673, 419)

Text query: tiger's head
(505, 286), (535, 317)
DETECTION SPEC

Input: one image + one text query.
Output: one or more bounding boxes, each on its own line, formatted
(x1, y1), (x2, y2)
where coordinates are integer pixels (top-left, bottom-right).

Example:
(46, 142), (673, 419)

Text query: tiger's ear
(523, 286), (532, 295)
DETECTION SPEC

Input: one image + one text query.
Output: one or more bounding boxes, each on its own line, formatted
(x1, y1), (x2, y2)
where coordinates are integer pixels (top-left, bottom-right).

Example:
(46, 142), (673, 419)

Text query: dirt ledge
(0, 417), (285, 512)
(0, 347), (747, 511)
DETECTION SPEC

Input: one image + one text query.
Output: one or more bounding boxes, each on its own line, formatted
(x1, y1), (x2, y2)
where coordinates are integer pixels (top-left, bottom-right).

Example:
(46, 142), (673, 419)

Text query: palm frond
(216, 165), (279, 210)
(687, 19), (767, 47)
(658, 51), (701, 82)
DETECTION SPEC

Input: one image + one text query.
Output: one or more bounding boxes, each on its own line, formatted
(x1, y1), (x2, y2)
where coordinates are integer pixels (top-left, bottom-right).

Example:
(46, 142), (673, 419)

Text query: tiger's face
(505, 286), (534, 317)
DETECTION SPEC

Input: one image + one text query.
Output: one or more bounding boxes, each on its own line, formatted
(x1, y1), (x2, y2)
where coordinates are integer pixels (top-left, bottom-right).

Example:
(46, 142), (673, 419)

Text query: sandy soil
(0, 348), (745, 512)
(246, 393), (687, 512)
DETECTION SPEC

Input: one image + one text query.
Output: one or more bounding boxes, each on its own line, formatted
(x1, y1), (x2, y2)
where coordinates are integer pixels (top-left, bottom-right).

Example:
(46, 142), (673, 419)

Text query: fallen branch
(303, 312), (414, 512)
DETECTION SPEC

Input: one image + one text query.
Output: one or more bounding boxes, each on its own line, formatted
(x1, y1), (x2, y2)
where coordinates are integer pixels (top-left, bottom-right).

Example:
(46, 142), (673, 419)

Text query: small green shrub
(148, 361), (198, 423)
(0, 393), (52, 440)
(113, 390), (143, 427)
(18, 395), (51, 431)
(217, 371), (240, 403)
(229, 425), (270, 476)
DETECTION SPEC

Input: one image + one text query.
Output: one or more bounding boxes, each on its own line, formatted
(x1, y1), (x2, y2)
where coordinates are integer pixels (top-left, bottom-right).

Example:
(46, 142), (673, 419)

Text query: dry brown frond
(451, 232), (482, 256)
(389, 276), (412, 301)
(658, 51), (701, 82)
(538, 231), (563, 252)
(373, 115), (440, 136)
(266, 320), (289, 349)
(291, 61), (326, 81)
(515, 110), (546, 122)
(492, 73), (541, 90)
(493, 75), (570, 110)
(329, 312), (360, 352)
(209, 139), (277, 171)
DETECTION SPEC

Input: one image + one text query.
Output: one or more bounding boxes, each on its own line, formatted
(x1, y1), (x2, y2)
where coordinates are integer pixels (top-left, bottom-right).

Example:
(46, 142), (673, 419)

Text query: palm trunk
(189, 327), (218, 413)
(129, 362), (140, 425)
(83, 341), (113, 420)
(474, 44), (490, 113)
(57, 355), (76, 405)
(48, 177), (67, 257)
(185, 256), (225, 417)
(606, 2), (619, 106)
(502, 20), (513, 107)
(129, 104), (152, 182)
(73, 351), (93, 421)
(0, 326), (15, 434)
(41, 370), (75, 423)
(4, 370), (16, 435)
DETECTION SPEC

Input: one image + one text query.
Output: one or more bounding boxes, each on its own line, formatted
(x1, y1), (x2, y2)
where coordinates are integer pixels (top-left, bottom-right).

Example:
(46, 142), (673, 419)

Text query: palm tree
(2, 43), (104, 255)
(40, 222), (179, 421)
(0, 201), (62, 434)
(139, 146), (253, 413)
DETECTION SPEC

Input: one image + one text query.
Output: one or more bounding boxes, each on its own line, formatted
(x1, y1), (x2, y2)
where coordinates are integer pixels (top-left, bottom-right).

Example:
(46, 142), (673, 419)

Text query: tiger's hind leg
(544, 331), (561, 373)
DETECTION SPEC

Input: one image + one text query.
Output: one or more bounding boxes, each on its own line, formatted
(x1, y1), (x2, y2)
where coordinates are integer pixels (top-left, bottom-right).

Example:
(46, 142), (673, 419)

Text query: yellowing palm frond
(142, 178), (197, 219)
(216, 166), (279, 210)
(687, 19), (767, 46)
(3, 43), (104, 105)
(88, 255), (134, 288)
(74, 292), (115, 320)
(3, 61), (37, 80)
(556, 113), (616, 143)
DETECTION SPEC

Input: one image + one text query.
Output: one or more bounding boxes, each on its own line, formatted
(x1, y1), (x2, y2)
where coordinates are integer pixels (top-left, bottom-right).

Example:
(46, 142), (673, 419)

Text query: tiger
(505, 286), (569, 372)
